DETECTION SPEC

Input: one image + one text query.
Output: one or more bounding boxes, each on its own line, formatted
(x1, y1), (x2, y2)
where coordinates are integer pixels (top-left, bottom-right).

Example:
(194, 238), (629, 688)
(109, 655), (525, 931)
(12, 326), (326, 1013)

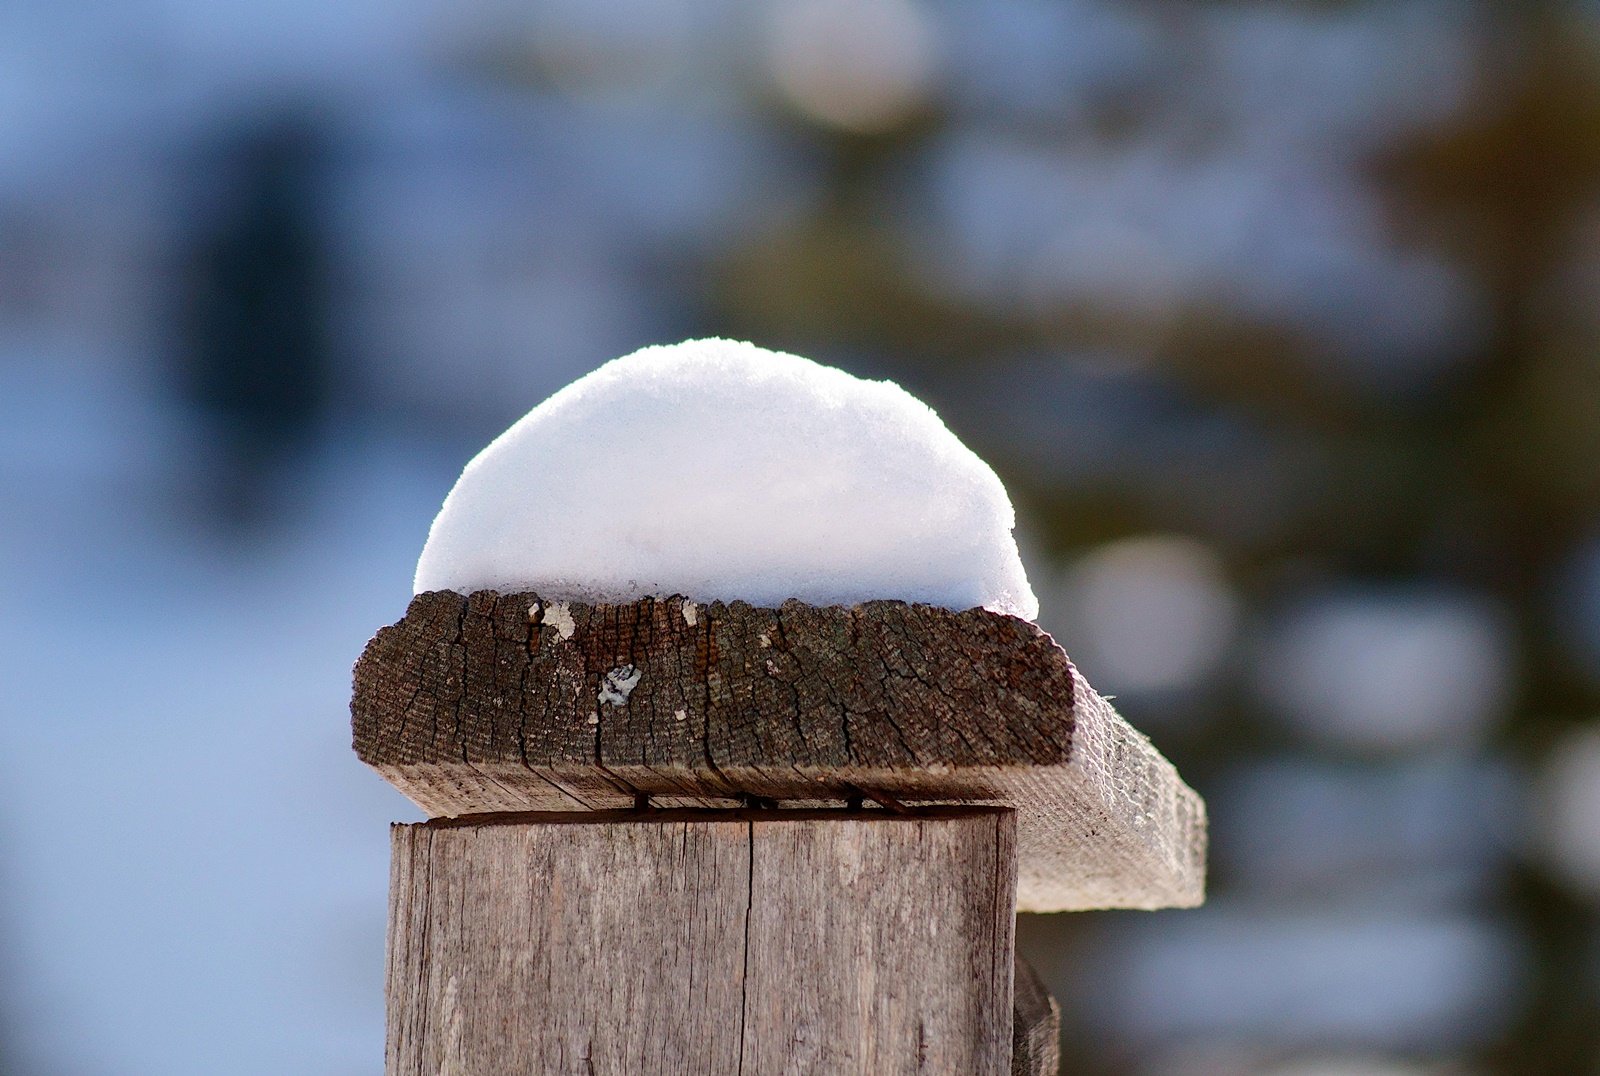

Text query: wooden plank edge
(368, 685), (1205, 913)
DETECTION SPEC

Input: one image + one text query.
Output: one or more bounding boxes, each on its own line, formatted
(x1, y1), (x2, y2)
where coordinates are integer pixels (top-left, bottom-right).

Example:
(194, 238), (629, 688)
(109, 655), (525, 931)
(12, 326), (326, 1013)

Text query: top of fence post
(352, 587), (1205, 912)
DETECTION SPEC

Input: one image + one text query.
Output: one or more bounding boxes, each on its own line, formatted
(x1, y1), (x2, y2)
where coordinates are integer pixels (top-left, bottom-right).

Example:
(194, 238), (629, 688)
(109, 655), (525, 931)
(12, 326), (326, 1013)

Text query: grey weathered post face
(354, 589), (1205, 1075)
(388, 808), (1017, 1074)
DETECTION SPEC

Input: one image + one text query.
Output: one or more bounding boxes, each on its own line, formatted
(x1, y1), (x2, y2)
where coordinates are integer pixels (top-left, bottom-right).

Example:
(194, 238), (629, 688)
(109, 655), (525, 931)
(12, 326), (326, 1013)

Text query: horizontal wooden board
(354, 590), (1205, 911)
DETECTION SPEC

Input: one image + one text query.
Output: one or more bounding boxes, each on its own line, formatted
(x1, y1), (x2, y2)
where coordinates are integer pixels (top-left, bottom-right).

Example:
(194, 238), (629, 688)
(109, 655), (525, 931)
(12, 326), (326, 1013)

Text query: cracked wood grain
(385, 808), (1018, 1076)
(354, 590), (1207, 912)
(355, 590), (1072, 777)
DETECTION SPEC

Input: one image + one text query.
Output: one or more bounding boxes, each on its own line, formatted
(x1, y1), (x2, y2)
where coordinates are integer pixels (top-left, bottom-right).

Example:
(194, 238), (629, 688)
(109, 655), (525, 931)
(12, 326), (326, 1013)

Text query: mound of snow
(414, 338), (1038, 619)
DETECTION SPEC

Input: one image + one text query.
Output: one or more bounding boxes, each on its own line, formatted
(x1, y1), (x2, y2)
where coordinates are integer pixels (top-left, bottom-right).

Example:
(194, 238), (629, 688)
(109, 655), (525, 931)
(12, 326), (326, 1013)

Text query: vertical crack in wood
(736, 819), (754, 1076)
(414, 827), (437, 1076)
(993, 812), (1009, 1074)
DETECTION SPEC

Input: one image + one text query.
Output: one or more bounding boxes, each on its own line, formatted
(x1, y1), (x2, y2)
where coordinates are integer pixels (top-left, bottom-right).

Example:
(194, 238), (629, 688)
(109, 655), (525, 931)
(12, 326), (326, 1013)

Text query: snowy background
(2, 1), (1600, 1074)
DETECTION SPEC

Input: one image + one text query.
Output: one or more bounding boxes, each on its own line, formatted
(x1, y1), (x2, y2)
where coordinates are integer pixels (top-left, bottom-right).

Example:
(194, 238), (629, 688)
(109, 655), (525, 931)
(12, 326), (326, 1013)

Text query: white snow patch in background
(415, 338), (1039, 619)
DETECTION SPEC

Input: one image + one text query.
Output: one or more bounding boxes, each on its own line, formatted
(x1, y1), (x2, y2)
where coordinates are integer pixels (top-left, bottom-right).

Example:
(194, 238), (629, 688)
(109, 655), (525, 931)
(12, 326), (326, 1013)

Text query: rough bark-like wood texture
(386, 808), (1017, 1076)
(1012, 954), (1061, 1076)
(354, 590), (1206, 911)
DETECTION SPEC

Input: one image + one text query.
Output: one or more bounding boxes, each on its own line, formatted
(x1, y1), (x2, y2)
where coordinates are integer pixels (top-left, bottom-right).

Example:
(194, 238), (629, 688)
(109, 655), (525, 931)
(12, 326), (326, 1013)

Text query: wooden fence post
(353, 591), (1205, 1075)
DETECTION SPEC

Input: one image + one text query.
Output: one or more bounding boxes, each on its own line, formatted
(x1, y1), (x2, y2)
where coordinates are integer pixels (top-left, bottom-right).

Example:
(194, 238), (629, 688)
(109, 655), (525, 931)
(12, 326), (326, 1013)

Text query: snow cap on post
(356, 338), (1206, 912)
(414, 338), (1038, 619)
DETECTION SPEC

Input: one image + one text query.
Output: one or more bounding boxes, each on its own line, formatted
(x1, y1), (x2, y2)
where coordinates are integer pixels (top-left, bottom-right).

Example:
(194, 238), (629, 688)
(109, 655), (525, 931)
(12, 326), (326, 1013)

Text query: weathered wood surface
(355, 590), (1206, 911)
(1012, 954), (1061, 1076)
(386, 808), (1017, 1076)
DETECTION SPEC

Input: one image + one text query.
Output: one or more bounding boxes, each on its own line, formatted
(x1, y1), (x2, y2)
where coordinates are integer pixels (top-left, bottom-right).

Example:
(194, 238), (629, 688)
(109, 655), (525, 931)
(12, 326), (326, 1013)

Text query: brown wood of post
(353, 590), (1205, 1075)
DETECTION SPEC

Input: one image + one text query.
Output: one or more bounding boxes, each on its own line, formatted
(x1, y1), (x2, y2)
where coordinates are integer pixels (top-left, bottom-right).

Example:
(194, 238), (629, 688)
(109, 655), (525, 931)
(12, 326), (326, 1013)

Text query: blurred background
(1, 0), (1599, 1073)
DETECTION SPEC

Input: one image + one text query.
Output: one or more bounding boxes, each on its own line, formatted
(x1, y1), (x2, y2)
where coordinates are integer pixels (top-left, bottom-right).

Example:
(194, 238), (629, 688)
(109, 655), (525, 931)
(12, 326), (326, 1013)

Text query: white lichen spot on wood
(598, 664), (643, 706)
(766, 659), (779, 676)
(586, 712), (600, 726)
(681, 601), (698, 627)
(543, 601), (576, 640)
(674, 708), (687, 721)
(759, 631), (771, 647)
